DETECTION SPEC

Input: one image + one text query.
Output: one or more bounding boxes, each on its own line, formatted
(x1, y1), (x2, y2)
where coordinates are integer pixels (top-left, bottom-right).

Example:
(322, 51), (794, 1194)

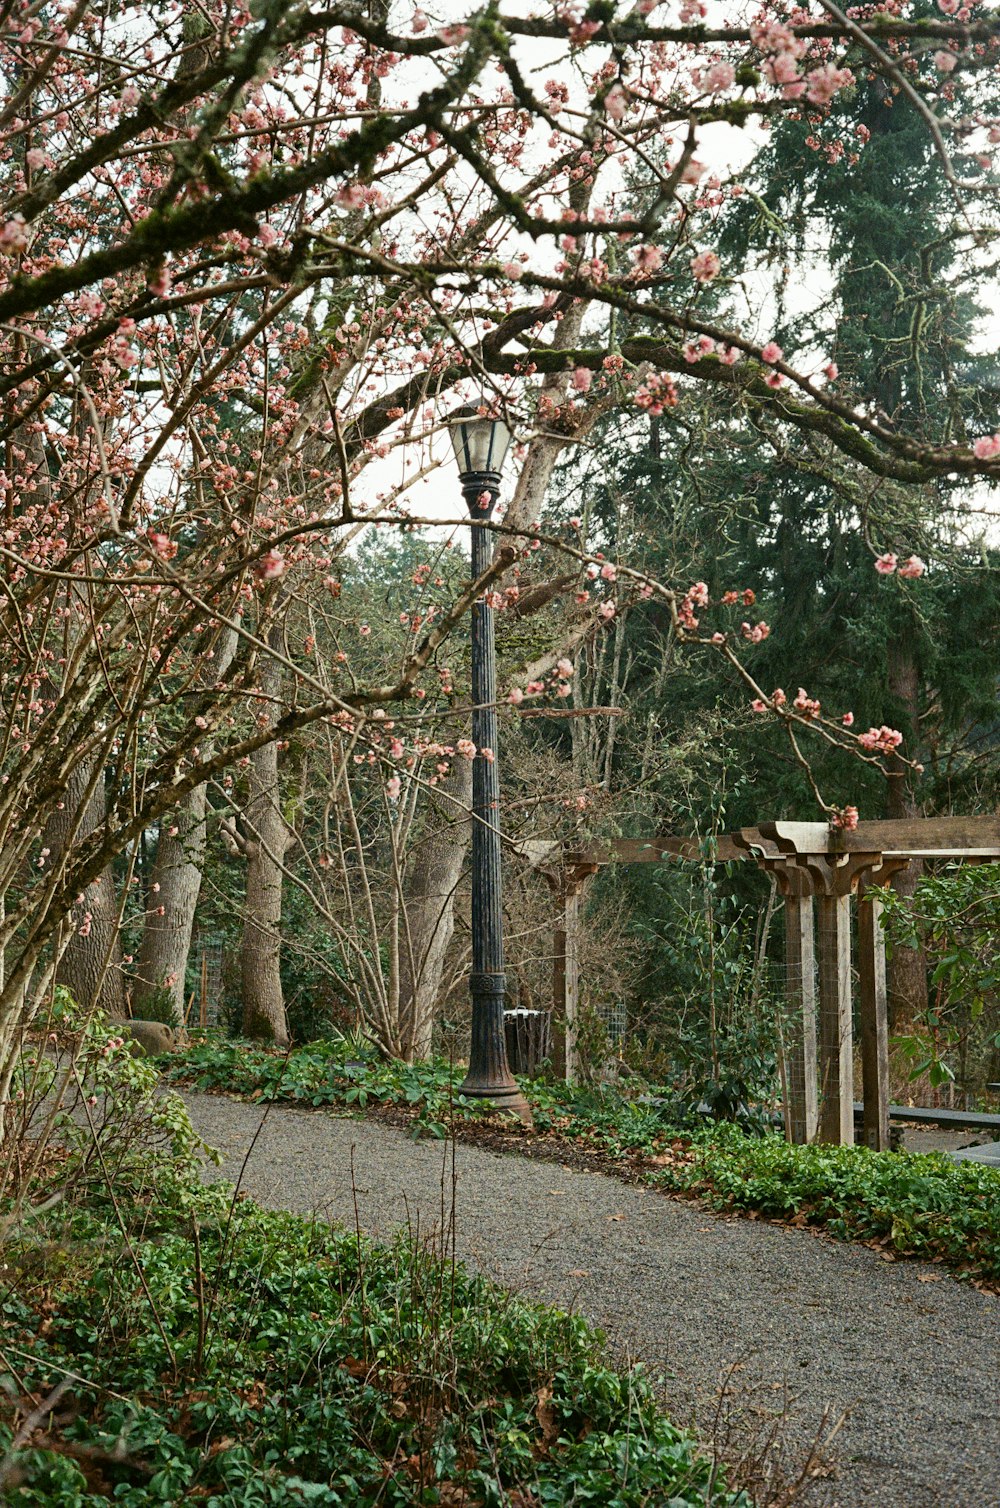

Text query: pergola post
(762, 858), (817, 1144)
(543, 861), (599, 1083)
(855, 858), (907, 1151)
(816, 882), (854, 1145)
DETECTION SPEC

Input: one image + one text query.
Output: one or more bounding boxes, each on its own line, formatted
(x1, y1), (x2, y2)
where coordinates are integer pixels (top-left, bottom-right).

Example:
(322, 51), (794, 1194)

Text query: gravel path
(183, 1091), (1000, 1508)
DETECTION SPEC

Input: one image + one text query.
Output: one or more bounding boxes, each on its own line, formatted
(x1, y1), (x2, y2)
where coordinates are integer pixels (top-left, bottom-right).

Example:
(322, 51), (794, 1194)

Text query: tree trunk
(134, 627), (237, 1024)
(240, 638), (289, 1044)
(132, 785), (208, 1024)
(885, 633), (928, 1027)
(46, 760), (127, 1020)
(397, 758), (473, 1060)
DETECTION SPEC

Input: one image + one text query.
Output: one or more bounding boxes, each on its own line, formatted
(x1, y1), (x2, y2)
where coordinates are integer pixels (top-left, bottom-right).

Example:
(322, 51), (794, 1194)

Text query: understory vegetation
(164, 1036), (1000, 1287)
(1, 1021), (747, 1507)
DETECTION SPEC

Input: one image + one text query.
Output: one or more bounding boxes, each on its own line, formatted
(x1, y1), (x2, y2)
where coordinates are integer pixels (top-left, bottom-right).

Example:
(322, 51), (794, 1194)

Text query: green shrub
(1, 1187), (744, 1506)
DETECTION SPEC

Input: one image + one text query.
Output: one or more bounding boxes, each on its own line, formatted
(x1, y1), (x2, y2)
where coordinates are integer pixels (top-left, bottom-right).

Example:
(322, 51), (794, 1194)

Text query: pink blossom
(690, 250), (720, 283)
(710, 631), (725, 643)
(258, 223), (278, 248)
(411, 8), (428, 31)
(604, 83), (629, 121)
(557, 658), (574, 676)
(598, 601), (616, 620)
(25, 148), (45, 171)
(683, 336), (715, 364)
(858, 725), (903, 753)
(508, 687), (524, 705)
(938, 0), (959, 11)
(456, 738), (477, 759)
(336, 183), (368, 210)
(805, 64), (854, 105)
(761, 342), (783, 365)
(874, 553), (898, 575)
(437, 23), (470, 43)
(386, 775), (402, 800)
(572, 367), (593, 392)
(793, 687), (821, 717)
(600, 562), (617, 581)
(823, 361), (838, 381)
(831, 806), (860, 831)
(688, 581), (710, 606)
(704, 61), (735, 93)
(481, 746), (495, 763)
(194, 715), (207, 730)
(254, 549), (286, 580)
(772, 688), (787, 706)
(973, 433), (1000, 459)
(569, 516), (581, 529)
(842, 711), (855, 727)
(634, 244), (663, 274)
(502, 261), (523, 281)
(720, 346), (740, 366)
(751, 698), (768, 713)
(898, 554), (926, 579)
(741, 619), (770, 643)
(146, 529), (177, 560)
(934, 49), (957, 72)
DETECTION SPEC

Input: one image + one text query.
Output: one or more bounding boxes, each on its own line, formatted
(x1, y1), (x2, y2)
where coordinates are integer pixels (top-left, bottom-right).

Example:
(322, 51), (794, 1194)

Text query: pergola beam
(519, 819), (1000, 1114)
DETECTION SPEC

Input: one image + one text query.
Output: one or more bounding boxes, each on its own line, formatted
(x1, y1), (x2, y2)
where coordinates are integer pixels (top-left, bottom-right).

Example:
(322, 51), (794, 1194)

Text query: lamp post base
(457, 1076), (534, 1126)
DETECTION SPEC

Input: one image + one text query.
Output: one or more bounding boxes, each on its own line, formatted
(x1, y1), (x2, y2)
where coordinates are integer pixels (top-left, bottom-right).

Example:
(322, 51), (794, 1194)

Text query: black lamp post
(448, 408), (531, 1123)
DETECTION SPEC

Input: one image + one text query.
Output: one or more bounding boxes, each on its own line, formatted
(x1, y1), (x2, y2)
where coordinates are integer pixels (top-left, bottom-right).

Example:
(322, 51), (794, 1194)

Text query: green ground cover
(164, 1037), (1000, 1285)
(1, 1025), (745, 1507)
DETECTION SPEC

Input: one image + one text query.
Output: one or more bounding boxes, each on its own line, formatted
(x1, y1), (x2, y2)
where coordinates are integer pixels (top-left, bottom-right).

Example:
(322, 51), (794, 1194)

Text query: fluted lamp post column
(448, 407), (531, 1123)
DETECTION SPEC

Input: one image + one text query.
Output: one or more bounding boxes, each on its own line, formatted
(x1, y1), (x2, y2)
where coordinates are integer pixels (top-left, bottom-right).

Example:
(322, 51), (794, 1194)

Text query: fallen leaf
(607, 1214), (625, 1222)
(566, 1269), (590, 1278)
(536, 1385), (558, 1448)
(916, 1273), (942, 1283)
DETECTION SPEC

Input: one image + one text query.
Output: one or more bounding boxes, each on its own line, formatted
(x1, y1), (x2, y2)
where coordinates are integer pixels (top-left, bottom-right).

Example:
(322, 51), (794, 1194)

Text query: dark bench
(854, 1102), (1000, 1133)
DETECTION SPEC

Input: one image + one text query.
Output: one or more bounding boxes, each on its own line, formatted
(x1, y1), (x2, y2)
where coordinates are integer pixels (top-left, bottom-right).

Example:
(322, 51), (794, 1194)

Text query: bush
(1, 1185), (744, 1506)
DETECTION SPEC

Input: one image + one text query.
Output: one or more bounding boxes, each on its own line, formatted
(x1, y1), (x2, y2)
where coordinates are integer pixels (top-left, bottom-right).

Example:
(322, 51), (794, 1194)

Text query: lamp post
(448, 408), (531, 1123)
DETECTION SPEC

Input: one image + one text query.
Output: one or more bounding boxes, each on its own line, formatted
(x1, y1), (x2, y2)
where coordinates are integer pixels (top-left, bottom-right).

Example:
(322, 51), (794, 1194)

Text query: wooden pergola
(520, 818), (1000, 1149)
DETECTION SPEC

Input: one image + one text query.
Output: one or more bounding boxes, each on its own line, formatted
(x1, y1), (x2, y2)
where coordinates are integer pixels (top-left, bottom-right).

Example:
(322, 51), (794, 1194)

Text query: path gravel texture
(182, 1092), (1000, 1508)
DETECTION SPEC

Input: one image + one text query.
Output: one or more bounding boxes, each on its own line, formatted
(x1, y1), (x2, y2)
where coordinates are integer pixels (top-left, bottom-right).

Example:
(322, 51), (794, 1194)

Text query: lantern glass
(449, 409), (512, 477)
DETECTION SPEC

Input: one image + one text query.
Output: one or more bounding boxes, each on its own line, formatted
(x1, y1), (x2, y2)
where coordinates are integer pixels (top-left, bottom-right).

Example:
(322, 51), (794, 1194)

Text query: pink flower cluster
(254, 548), (287, 581)
(830, 806), (860, 832)
(858, 725), (903, 753)
(874, 553), (926, 579)
(634, 372), (678, 415)
(741, 619), (770, 643)
(690, 250), (721, 283)
(793, 687), (821, 717)
(973, 433), (1000, 460)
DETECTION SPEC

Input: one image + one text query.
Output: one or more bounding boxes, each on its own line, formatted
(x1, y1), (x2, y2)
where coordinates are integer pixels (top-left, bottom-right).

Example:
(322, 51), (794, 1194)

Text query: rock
(125, 1020), (182, 1057)
(949, 1140), (1000, 1167)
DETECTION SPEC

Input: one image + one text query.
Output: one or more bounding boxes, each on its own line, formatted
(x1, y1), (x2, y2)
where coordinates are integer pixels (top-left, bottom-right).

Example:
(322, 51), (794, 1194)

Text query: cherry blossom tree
(2, 0), (1000, 1109)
